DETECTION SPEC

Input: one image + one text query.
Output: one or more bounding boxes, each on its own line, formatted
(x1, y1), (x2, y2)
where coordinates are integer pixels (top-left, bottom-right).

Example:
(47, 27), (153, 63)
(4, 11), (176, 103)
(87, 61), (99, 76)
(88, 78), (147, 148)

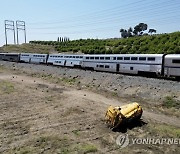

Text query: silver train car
(47, 54), (83, 67)
(0, 53), (20, 62)
(82, 54), (163, 76)
(20, 53), (48, 64)
(164, 54), (180, 78)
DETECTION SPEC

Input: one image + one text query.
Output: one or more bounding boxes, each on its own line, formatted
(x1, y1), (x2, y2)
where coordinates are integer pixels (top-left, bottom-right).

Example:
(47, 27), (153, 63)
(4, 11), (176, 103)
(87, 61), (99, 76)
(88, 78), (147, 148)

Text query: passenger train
(0, 52), (180, 79)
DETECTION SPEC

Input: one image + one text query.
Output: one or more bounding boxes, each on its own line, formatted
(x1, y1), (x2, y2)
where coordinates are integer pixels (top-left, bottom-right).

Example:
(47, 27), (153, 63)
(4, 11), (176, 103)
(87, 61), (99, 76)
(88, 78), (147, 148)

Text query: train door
(116, 64), (120, 72)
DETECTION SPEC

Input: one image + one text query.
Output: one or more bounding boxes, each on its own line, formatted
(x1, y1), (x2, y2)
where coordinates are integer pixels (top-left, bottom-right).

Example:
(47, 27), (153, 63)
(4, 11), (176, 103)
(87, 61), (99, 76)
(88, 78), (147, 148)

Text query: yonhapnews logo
(116, 134), (180, 148)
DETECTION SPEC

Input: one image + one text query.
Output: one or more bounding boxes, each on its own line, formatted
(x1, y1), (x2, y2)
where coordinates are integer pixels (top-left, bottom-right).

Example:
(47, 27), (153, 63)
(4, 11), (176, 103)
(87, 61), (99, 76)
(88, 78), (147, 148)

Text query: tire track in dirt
(0, 73), (180, 128)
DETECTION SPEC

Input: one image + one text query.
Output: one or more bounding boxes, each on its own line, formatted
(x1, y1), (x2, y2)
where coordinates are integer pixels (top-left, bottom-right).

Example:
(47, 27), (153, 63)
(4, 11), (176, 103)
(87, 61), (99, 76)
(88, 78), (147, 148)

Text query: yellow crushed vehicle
(105, 102), (143, 129)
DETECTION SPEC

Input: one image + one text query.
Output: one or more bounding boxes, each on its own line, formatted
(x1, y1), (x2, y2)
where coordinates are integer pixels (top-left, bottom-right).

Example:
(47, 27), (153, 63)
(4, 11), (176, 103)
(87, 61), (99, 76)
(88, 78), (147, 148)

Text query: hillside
(0, 43), (55, 54)
(30, 31), (180, 54)
(1, 32), (179, 54)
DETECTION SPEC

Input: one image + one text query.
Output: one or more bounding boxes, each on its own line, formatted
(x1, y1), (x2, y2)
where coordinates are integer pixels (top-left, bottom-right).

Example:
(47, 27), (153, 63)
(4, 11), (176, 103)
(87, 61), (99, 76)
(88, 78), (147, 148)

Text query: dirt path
(1, 73), (179, 128)
(1, 70), (180, 153)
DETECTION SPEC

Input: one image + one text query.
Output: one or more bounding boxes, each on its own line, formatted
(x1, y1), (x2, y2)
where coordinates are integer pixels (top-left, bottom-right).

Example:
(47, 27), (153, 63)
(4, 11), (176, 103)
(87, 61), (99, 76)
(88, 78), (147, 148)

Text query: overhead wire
(27, 0), (180, 31)
(20, 0), (180, 40)
(28, 0), (179, 26)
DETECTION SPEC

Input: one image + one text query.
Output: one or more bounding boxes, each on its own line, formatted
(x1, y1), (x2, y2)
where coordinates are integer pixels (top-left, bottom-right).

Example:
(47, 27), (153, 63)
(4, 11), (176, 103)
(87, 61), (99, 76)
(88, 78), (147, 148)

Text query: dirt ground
(0, 65), (179, 154)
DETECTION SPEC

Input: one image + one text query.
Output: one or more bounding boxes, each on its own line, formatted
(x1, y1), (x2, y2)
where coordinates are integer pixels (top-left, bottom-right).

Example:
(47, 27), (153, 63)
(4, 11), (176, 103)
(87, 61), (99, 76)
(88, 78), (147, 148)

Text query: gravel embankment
(1, 61), (180, 104)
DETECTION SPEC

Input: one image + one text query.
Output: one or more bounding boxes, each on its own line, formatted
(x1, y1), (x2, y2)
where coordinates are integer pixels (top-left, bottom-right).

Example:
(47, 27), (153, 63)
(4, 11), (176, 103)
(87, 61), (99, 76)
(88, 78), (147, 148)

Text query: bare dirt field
(0, 62), (180, 154)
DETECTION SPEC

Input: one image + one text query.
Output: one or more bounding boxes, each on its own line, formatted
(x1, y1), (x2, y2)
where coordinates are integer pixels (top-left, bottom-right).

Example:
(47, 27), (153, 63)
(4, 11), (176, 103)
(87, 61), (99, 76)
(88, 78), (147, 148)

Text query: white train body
(20, 53), (48, 64)
(1, 52), (180, 79)
(164, 54), (180, 78)
(82, 54), (163, 75)
(47, 54), (83, 67)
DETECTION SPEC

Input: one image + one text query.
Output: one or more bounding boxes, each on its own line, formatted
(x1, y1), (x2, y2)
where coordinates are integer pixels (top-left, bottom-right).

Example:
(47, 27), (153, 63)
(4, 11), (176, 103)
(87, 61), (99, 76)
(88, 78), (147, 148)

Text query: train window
(105, 65), (110, 68)
(131, 57), (138, 60)
(130, 67), (133, 70)
(139, 57), (146, 61)
(76, 56), (80, 58)
(90, 57), (94, 60)
(172, 59), (180, 63)
(96, 65), (99, 67)
(99, 65), (104, 68)
(69, 56), (72, 58)
(95, 57), (99, 60)
(124, 57), (130, 60)
(148, 57), (155, 61)
(100, 57), (104, 60)
(105, 57), (110, 60)
(117, 57), (123, 60)
(80, 56), (83, 58)
(73, 56), (75, 58)
(86, 57), (89, 59)
(113, 57), (116, 60)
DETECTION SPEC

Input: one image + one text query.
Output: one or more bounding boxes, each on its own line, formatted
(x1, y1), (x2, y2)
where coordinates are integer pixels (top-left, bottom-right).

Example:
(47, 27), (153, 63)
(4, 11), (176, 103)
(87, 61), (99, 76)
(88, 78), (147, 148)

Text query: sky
(0, 0), (180, 46)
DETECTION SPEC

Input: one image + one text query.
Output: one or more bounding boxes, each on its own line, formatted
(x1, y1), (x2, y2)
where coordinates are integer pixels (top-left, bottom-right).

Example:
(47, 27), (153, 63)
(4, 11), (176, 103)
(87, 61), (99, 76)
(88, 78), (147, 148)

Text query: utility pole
(16, 20), (26, 44)
(4, 20), (16, 45)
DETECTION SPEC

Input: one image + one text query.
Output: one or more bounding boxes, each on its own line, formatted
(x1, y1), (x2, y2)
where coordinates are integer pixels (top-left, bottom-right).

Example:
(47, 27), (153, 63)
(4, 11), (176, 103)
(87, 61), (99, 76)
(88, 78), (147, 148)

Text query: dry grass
(1, 44), (55, 54)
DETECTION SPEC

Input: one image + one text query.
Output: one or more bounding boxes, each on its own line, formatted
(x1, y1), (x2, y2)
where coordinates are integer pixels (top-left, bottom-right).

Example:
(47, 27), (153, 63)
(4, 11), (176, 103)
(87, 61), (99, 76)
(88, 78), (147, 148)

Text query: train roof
(84, 54), (164, 57)
(49, 53), (84, 56)
(20, 53), (47, 55)
(165, 54), (180, 58)
(0, 52), (19, 54)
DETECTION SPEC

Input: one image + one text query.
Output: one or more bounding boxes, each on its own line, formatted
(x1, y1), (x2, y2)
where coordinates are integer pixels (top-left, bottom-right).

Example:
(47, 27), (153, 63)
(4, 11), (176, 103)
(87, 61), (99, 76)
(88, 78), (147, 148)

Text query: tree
(133, 23), (148, 36)
(120, 29), (128, 38)
(120, 28), (132, 38)
(148, 29), (157, 35)
(127, 27), (133, 37)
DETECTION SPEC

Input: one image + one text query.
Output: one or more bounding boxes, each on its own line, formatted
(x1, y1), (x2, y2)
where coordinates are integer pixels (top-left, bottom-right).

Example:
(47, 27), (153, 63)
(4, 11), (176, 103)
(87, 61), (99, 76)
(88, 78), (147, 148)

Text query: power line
(27, 0), (146, 25)
(27, 0), (179, 26)
(28, 16), (180, 36)
(28, 8), (180, 30)
(27, 0), (180, 31)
